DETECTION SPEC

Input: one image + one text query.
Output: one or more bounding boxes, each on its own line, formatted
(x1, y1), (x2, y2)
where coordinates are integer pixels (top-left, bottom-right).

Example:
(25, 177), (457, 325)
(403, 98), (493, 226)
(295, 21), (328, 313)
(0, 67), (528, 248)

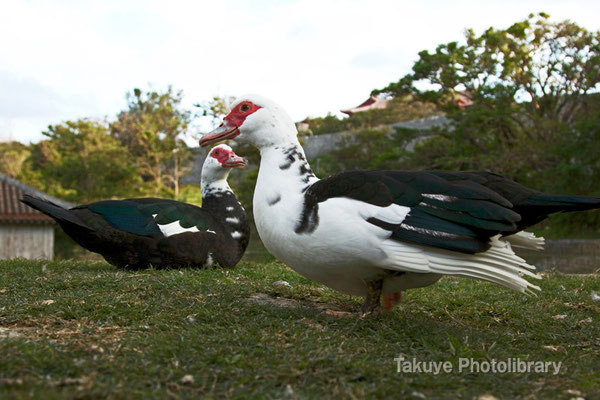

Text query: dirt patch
(0, 327), (21, 339)
(247, 293), (346, 313)
(248, 293), (305, 308)
(0, 319), (127, 355)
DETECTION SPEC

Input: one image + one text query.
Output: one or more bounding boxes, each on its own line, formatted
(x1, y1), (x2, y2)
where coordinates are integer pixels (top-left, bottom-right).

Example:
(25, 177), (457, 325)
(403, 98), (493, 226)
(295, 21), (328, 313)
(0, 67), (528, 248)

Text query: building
(340, 95), (390, 117)
(0, 172), (74, 260)
(295, 117), (312, 134)
(454, 91), (474, 109)
(341, 91), (473, 117)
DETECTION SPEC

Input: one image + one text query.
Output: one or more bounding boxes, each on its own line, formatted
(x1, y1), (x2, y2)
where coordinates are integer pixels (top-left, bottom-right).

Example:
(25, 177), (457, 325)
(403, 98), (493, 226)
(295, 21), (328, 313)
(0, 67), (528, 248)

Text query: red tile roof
(341, 95), (389, 116)
(0, 173), (74, 225)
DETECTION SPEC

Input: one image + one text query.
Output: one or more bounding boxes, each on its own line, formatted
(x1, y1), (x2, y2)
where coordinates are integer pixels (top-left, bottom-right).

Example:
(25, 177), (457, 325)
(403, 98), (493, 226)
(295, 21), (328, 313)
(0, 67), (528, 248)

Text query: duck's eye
(240, 103), (251, 112)
(214, 150), (220, 155)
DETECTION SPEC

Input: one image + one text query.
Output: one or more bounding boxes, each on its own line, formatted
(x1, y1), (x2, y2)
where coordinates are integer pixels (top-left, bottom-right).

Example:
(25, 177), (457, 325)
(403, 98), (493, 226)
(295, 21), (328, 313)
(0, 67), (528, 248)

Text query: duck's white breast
(254, 189), (418, 295)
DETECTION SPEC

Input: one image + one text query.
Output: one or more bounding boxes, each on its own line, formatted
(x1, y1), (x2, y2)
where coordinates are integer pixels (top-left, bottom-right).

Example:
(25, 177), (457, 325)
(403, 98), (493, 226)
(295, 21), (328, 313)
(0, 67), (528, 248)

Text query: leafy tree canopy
(0, 141), (31, 178)
(375, 12), (600, 119)
(195, 95), (236, 129)
(371, 12), (600, 186)
(24, 119), (141, 203)
(317, 13), (600, 235)
(110, 87), (192, 197)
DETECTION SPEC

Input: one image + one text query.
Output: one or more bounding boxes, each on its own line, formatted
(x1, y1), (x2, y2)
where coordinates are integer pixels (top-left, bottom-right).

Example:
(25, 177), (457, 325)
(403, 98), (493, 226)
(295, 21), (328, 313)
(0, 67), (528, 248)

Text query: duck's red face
(211, 146), (247, 169)
(200, 101), (262, 147)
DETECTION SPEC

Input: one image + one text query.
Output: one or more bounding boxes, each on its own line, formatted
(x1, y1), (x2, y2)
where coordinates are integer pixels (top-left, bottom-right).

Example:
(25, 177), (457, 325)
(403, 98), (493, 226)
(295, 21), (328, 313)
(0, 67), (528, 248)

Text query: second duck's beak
(223, 153), (247, 169)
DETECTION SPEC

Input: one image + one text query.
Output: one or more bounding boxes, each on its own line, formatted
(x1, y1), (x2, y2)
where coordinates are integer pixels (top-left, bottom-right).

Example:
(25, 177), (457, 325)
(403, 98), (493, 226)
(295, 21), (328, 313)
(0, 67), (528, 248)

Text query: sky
(1, 0), (599, 145)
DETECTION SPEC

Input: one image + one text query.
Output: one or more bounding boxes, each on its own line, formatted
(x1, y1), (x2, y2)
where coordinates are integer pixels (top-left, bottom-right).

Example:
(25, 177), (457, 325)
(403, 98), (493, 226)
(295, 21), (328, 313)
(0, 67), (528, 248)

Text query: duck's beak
(200, 121), (240, 147)
(224, 154), (247, 169)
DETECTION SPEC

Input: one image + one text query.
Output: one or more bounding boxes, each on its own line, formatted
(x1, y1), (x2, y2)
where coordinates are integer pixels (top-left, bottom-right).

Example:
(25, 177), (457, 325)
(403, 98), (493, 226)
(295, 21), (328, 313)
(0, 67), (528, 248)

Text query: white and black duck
(200, 95), (600, 313)
(22, 144), (250, 269)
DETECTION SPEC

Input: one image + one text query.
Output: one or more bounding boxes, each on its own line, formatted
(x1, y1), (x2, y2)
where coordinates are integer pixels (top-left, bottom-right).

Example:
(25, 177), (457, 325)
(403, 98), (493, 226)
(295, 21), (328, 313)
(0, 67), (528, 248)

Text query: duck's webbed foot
(360, 280), (383, 315)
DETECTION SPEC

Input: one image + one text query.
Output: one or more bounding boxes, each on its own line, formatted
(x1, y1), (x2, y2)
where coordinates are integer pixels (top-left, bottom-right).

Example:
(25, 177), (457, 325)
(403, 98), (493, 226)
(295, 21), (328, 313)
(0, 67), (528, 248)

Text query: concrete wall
(519, 239), (600, 274)
(301, 115), (450, 159)
(0, 225), (54, 260)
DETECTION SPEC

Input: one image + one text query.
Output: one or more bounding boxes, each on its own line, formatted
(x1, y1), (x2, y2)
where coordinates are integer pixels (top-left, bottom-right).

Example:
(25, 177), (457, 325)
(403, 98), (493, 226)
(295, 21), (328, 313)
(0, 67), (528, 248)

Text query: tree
(374, 13), (600, 179)
(24, 119), (141, 203)
(372, 12), (600, 234)
(306, 113), (348, 135)
(0, 141), (31, 178)
(195, 95), (236, 129)
(110, 87), (192, 197)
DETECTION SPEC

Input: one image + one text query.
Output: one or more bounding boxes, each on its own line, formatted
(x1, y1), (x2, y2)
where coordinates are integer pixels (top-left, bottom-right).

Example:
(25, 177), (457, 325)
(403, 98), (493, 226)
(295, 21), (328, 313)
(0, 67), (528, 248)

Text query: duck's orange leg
(382, 291), (402, 312)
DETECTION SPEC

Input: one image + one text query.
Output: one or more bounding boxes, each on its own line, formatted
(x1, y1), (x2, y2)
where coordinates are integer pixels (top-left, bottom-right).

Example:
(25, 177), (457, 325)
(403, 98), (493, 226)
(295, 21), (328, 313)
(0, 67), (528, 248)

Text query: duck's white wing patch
(152, 214), (205, 237)
(309, 198), (422, 265)
(156, 220), (201, 237)
(421, 193), (458, 202)
(359, 201), (411, 225)
(354, 201), (433, 272)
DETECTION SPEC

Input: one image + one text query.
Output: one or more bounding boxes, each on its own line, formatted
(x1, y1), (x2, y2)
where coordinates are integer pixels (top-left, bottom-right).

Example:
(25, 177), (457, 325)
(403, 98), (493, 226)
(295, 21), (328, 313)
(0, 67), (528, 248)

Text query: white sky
(1, 0), (599, 145)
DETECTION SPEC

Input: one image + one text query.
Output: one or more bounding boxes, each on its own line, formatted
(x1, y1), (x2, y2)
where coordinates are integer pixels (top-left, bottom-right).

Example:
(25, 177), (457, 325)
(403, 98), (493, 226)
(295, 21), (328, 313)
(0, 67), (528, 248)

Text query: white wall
(0, 225), (54, 260)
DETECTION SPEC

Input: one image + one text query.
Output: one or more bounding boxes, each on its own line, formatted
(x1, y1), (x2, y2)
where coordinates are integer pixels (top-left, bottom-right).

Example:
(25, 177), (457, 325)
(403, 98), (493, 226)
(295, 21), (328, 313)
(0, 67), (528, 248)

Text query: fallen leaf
(284, 385), (295, 396)
(41, 299), (55, 305)
(564, 389), (583, 396)
(322, 309), (354, 318)
(577, 317), (592, 325)
(476, 395), (499, 400)
(0, 378), (23, 386)
(552, 314), (567, 320)
(0, 327), (20, 339)
(81, 372), (98, 391)
(542, 345), (564, 352)
(180, 375), (194, 385)
(51, 377), (84, 387)
(89, 344), (104, 353)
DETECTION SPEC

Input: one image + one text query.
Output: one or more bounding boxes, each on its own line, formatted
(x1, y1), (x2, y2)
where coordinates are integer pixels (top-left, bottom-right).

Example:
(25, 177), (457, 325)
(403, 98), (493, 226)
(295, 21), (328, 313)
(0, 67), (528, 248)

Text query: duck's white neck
(258, 139), (319, 188)
(253, 139), (318, 229)
(201, 177), (232, 197)
(252, 139), (319, 259)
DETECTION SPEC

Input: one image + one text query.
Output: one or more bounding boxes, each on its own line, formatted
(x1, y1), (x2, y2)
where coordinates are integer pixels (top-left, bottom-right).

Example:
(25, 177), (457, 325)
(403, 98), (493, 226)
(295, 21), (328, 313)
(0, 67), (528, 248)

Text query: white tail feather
(503, 231), (545, 251)
(380, 235), (541, 294)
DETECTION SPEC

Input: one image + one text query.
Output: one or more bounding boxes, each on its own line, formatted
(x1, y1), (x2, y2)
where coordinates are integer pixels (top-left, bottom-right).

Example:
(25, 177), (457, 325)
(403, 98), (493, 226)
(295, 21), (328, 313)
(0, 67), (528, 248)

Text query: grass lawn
(0, 259), (598, 399)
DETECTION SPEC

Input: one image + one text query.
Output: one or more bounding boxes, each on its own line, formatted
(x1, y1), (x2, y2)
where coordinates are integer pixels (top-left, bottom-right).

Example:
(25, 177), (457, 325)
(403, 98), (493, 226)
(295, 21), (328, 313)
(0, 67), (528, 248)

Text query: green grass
(0, 260), (598, 399)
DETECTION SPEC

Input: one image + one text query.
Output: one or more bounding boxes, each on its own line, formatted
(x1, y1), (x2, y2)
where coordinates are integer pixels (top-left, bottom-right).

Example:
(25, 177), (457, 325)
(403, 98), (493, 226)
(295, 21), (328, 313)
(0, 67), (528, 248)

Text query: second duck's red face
(210, 146), (247, 169)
